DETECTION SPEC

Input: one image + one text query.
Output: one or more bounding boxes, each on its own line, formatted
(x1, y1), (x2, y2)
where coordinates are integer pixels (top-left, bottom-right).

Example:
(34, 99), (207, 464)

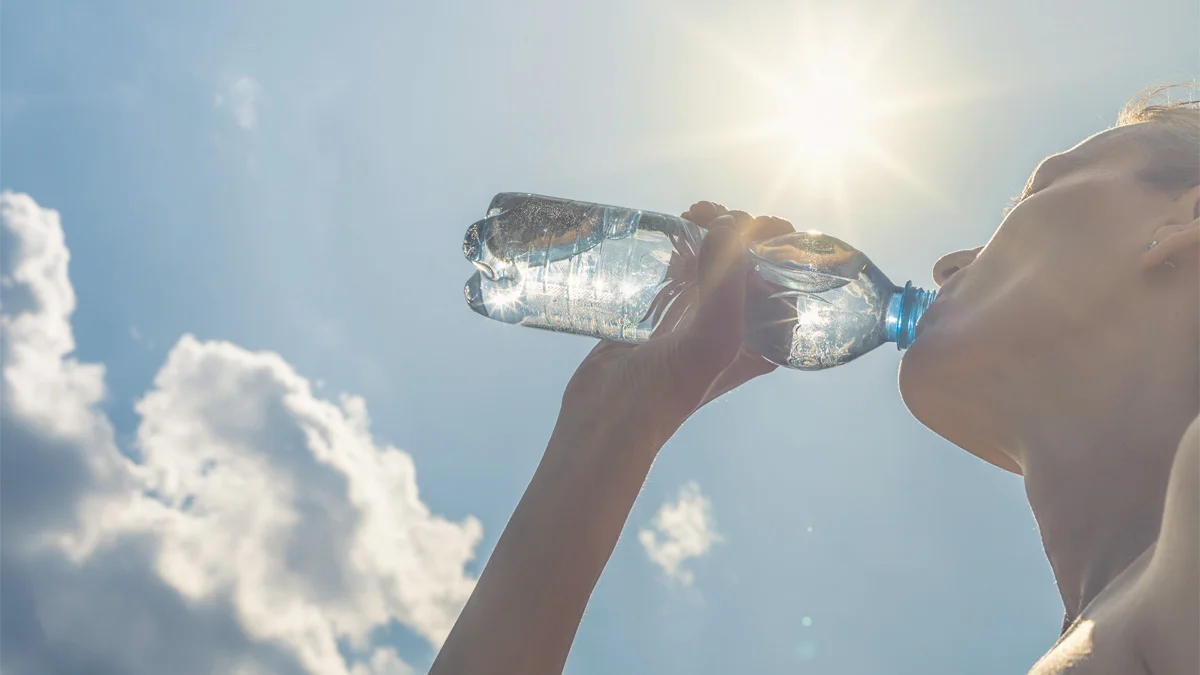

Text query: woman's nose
(932, 247), (983, 287)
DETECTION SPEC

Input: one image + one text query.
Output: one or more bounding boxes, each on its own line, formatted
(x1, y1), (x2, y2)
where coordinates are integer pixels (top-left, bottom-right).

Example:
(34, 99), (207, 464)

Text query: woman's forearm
(430, 208), (764, 673)
(429, 415), (661, 675)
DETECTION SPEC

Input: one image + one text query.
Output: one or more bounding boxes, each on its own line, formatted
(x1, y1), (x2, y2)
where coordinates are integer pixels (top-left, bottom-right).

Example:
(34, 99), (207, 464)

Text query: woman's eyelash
(1003, 182), (1044, 215)
(1002, 193), (1027, 216)
(1004, 170), (1045, 216)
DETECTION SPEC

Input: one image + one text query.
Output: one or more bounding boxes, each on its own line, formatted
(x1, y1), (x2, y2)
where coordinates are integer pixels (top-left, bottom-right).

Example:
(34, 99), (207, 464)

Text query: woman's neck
(1007, 372), (1196, 619)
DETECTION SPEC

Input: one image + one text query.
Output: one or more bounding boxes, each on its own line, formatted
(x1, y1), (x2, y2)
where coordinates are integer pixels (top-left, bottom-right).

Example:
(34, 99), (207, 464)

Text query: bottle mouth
(464, 272), (489, 318)
(886, 282), (937, 349)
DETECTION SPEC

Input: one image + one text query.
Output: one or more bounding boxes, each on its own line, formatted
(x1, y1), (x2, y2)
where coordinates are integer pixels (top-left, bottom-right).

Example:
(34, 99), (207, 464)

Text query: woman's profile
(431, 86), (1200, 675)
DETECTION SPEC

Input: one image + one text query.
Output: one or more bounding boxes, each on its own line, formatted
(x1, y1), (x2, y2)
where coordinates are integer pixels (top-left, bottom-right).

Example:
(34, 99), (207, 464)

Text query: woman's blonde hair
(1117, 84), (1200, 195)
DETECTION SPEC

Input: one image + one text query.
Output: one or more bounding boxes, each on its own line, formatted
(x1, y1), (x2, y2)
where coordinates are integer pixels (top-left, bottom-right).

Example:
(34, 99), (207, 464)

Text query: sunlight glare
(653, 4), (986, 217)
(783, 72), (872, 171)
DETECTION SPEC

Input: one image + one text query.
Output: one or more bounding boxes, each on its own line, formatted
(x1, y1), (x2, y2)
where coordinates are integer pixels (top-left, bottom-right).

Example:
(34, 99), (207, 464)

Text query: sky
(0, 1), (1196, 674)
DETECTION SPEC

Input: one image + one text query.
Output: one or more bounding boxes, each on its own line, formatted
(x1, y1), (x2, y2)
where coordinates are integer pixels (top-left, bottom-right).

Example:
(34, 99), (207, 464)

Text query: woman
(430, 89), (1199, 674)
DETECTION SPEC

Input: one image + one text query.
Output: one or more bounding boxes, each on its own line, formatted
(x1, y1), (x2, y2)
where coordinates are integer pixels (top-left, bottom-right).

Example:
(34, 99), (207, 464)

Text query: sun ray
(759, 151), (806, 214)
(664, 11), (802, 105)
(869, 80), (1021, 118)
(844, 0), (924, 83)
(853, 137), (954, 211)
(625, 120), (787, 164)
(829, 168), (853, 231)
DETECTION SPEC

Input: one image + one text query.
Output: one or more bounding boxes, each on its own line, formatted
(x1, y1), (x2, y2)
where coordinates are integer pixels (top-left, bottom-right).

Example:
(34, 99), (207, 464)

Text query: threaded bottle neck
(886, 282), (937, 349)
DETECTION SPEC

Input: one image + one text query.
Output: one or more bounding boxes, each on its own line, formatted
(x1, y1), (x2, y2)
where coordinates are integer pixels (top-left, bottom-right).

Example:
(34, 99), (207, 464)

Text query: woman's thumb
(676, 221), (748, 373)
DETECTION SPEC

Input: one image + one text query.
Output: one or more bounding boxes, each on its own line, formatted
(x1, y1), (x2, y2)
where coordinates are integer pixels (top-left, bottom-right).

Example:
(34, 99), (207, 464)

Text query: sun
(709, 36), (897, 206)
(779, 72), (874, 171)
(647, 5), (987, 218)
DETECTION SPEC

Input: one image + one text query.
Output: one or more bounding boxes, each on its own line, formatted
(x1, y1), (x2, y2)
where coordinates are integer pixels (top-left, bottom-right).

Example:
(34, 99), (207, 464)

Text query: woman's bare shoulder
(1135, 413), (1198, 674)
(1154, 414), (1198, 570)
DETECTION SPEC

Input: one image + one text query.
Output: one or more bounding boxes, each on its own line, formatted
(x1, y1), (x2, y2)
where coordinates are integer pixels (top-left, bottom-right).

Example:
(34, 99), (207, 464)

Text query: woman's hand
(559, 202), (796, 451)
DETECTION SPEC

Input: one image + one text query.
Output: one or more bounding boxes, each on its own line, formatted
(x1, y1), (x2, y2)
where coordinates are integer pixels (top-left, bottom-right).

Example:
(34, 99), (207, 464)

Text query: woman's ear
(1141, 184), (1200, 271)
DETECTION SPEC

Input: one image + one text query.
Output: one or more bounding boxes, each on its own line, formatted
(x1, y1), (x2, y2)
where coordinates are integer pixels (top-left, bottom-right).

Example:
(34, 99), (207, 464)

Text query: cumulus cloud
(215, 75), (263, 129)
(0, 191), (482, 675)
(637, 482), (720, 585)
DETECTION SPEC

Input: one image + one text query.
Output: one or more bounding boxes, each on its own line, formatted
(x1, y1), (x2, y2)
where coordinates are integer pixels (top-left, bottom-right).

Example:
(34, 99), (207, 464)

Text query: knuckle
(751, 214), (795, 239)
(725, 209), (755, 226)
(684, 201), (729, 224)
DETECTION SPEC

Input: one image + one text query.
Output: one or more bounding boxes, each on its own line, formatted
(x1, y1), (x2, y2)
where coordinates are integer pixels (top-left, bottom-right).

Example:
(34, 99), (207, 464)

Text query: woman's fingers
(670, 224), (748, 386)
(745, 215), (796, 242)
(682, 201), (728, 226)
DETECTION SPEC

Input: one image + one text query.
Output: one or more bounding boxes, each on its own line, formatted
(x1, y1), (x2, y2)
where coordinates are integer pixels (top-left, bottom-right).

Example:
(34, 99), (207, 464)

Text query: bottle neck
(885, 282), (937, 349)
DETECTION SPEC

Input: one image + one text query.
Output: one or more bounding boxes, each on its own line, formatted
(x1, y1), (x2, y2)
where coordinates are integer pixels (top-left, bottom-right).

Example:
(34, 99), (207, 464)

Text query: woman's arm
(426, 403), (660, 675)
(429, 205), (793, 675)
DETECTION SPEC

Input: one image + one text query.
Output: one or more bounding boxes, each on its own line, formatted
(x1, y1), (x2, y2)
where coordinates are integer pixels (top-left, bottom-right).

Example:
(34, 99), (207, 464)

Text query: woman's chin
(898, 330), (939, 407)
(898, 326), (968, 424)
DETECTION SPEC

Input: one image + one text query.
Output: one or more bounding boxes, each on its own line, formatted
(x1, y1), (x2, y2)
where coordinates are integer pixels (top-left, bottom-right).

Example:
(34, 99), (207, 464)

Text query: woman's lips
(914, 275), (962, 339)
(914, 303), (937, 339)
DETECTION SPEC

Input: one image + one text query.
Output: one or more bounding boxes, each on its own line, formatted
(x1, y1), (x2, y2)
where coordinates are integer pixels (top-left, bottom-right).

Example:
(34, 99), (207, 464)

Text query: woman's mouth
(914, 276), (960, 339)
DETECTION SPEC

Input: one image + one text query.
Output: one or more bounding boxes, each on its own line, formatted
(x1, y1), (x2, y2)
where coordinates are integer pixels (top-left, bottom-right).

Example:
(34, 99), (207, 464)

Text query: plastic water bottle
(463, 193), (935, 370)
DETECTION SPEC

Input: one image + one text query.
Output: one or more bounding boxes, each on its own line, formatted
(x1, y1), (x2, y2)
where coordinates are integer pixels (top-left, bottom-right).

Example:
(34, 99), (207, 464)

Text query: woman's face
(899, 123), (1198, 472)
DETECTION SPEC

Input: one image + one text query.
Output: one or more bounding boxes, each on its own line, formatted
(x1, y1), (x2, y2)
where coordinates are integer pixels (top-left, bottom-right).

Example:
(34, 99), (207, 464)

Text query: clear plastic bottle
(463, 193), (935, 370)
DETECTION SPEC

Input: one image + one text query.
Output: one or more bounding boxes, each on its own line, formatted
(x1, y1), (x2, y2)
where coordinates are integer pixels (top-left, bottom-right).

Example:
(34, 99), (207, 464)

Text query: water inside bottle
(743, 256), (893, 370)
(743, 231), (894, 369)
(464, 194), (705, 343)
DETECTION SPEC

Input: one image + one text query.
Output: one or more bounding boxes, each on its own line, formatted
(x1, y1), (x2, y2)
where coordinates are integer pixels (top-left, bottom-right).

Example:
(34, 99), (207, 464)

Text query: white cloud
(215, 75), (263, 130)
(0, 191), (483, 675)
(349, 648), (414, 675)
(637, 482), (721, 585)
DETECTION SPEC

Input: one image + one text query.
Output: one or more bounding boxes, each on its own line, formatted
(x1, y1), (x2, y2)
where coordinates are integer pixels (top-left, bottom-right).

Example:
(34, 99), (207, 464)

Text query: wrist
(548, 402), (674, 466)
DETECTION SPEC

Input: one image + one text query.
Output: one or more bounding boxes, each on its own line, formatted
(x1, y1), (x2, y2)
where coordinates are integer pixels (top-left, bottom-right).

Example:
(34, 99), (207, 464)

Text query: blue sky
(1, 1), (1196, 674)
